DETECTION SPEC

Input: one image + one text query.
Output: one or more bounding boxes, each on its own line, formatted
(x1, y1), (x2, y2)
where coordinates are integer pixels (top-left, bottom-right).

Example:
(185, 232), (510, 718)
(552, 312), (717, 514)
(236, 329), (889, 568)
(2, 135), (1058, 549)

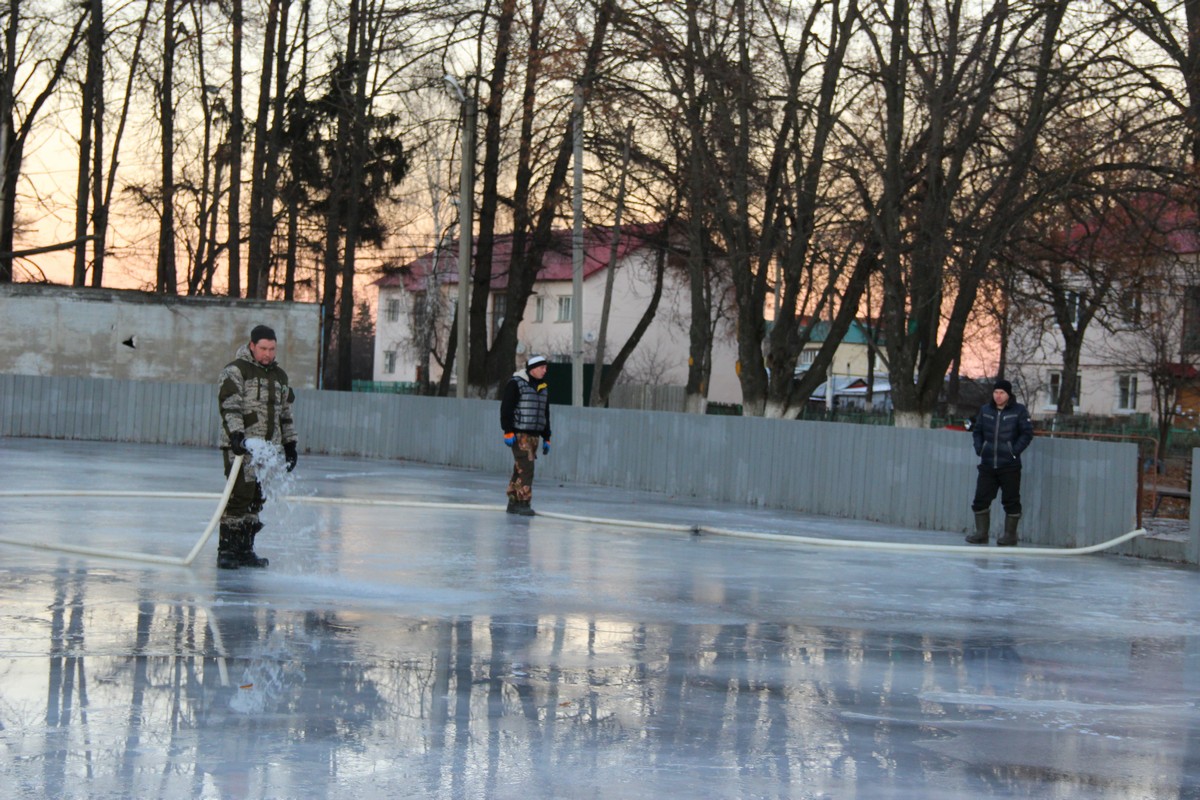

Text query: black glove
(284, 441), (298, 473)
(228, 431), (247, 456)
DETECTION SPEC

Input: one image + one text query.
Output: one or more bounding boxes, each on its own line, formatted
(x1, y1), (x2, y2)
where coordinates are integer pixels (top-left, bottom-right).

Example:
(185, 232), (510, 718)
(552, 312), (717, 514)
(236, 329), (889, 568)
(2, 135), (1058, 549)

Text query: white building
(1005, 198), (1200, 423)
(372, 224), (743, 404)
(1006, 304), (1152, 420)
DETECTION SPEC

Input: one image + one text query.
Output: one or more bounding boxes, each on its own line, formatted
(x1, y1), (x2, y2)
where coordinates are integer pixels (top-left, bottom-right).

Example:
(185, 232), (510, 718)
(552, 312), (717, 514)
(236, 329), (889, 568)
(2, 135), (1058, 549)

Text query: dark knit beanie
(250, 325), (277, 343)
(993, 379), (1013, 395)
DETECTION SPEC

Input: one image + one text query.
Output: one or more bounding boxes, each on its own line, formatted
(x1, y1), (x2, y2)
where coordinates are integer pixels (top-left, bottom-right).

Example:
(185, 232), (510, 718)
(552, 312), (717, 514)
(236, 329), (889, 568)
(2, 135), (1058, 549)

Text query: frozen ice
(1, 438), (1199, 799)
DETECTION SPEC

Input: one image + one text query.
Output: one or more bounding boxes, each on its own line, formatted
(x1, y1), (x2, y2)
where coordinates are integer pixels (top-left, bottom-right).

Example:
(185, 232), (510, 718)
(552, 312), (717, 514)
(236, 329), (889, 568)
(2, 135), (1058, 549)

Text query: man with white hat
(499, 355), (552, 515)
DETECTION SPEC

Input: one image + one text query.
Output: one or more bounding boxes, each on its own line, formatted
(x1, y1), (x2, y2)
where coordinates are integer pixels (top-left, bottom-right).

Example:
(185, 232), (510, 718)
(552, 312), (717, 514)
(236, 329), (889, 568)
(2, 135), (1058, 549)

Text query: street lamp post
(445, 75), (475, 399)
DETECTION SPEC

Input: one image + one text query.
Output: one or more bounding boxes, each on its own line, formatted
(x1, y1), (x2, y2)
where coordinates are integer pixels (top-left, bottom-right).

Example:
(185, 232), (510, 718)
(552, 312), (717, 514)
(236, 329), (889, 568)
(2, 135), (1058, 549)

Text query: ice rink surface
(1, 437), (1199, 799)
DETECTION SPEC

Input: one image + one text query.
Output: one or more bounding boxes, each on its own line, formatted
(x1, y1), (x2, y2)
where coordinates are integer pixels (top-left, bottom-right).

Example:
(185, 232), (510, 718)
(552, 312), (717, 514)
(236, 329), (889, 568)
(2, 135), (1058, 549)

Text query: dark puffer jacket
(972, 400), (1034, 470)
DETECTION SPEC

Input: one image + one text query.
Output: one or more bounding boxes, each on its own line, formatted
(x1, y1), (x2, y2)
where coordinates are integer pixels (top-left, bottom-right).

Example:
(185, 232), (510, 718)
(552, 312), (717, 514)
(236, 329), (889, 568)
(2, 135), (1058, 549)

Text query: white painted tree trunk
(893, 410), (932, 429)
(763, 398), (790, 419)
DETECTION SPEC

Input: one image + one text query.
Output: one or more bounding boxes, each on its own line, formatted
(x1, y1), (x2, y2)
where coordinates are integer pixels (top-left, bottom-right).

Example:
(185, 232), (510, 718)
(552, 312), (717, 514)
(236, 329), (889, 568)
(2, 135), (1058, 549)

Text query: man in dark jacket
(217, 325), (299, 569)
(499, 355), (551, 516)
(967, 378), (1034, 546)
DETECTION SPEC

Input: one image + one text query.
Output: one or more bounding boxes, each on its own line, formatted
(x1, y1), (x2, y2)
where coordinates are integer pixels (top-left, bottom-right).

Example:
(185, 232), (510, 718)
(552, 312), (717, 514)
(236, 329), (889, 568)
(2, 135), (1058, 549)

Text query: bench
(1152, 459), (1192, 517)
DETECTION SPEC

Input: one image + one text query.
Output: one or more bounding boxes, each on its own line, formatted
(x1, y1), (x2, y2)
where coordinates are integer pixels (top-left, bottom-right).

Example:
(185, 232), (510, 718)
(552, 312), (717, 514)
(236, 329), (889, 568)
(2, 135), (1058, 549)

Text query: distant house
(1006, 196), (1200, 424)
(793, 319), (885, 378)
(808, 375), (894, 412)
(372, 224), (742, 404)
(792, 319), (889, 410)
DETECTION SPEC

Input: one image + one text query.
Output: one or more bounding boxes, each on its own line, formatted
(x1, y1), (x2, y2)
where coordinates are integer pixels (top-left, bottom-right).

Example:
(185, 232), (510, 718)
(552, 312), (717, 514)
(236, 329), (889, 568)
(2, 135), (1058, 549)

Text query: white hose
(293, 497), (1150, 555)
(0, 455), (243, 567)
(0, 472), (1149, 561)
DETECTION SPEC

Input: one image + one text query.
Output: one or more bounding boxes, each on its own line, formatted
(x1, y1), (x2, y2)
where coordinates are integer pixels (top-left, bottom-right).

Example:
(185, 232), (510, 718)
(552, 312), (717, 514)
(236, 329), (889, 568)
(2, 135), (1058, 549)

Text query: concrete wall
(2, 372), (1175, 560)
(0, 284), (321, 388)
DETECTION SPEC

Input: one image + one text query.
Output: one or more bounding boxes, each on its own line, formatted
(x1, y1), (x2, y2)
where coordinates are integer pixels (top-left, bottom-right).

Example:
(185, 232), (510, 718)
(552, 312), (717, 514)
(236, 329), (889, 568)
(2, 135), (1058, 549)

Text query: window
(412, 291), (427, 330)
(492, 293), (507, 341)
(385, 297), (400, 323)
(383, 350), (397, 375)
(1048, 371), (1080, 409)
(535, 296), (545, 322)
(1117, 288), (1142, 326)
(557, 295), (572, 323)
(1184, 286), (1200, 354)
(798, 349), (816, 369)
(1056, 291), (1081, 327)
(1117, 373), (1138, 412)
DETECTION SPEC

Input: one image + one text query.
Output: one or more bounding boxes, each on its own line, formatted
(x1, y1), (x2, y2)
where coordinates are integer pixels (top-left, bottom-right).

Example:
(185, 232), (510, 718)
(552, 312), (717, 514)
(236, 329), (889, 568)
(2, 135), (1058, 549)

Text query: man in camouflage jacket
(217, 324), (298, 569)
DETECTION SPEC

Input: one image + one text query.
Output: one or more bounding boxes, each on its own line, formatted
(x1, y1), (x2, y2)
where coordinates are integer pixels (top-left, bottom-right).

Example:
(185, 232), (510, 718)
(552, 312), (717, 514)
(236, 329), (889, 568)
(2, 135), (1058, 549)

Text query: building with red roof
(371, 224), (743, 405)
(1006, 193), (1200, 425)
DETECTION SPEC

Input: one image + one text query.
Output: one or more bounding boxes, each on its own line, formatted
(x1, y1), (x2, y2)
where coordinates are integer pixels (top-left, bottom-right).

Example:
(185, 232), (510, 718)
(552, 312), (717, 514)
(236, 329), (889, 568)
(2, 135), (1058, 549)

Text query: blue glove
(504, 432), (515, 447)
(542, 439), (550, 455)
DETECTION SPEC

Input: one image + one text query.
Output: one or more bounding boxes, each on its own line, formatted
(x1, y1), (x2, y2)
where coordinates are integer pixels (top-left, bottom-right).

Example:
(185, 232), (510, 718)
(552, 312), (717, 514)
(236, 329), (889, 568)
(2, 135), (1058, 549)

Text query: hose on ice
(0, 455), (243, 567)
(0, 477), (1147, 563)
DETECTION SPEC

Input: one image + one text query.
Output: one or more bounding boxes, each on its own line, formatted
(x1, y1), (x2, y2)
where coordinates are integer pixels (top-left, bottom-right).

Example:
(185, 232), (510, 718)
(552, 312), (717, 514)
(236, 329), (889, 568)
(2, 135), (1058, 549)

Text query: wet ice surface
(1, 439), (1199, 799)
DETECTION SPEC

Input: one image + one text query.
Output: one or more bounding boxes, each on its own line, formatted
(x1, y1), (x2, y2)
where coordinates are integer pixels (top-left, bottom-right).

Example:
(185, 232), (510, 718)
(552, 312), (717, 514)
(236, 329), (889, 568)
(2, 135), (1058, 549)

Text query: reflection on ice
(1, 440), (1199, 798)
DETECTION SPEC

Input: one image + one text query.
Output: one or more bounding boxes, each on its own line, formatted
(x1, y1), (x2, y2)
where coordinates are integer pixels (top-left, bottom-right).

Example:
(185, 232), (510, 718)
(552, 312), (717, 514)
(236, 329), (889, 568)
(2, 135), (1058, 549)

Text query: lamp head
(443, 74), (465, 102)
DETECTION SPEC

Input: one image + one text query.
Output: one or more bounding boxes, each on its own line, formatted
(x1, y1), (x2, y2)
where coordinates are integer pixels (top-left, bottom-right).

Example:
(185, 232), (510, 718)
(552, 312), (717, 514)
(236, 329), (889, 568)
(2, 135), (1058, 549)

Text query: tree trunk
(467, 0), (521, 393)
(156, 0), (177, 294)
(96, 0), (151, 289)
(88, 0), (105, 288)
(320, 0), (361, 390)
(72, 0), (101, 287)
(246, 0), (286, 299)
(590, 124), (631, 407)
(227, 0), (244, 297)
(596, 245), (668, 402)
(479, 0), (616, 396)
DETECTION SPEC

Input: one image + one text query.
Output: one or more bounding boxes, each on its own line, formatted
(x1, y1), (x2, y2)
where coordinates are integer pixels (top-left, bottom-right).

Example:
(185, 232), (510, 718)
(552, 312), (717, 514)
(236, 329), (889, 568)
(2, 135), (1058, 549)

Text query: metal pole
(572, 85), (584, 407)
(456, 94), (475, 399)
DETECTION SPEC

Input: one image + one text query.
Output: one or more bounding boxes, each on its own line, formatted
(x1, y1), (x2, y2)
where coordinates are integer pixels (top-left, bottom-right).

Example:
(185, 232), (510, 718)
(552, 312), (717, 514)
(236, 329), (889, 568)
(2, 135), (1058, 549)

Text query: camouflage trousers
(221, 449), (265, 528)
(506, 434), (541, 503)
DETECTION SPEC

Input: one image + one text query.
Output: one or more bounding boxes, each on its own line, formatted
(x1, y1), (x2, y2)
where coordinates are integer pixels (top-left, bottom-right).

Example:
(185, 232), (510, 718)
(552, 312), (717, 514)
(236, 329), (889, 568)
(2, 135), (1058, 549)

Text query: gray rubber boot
(966, 510), (989, 544)
(998, 514), (1020, 547)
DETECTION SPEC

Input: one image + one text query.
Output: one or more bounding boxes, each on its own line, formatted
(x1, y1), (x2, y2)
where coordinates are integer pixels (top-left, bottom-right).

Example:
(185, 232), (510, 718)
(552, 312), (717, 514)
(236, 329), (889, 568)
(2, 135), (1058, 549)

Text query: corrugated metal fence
(1, 372), (1176, 560)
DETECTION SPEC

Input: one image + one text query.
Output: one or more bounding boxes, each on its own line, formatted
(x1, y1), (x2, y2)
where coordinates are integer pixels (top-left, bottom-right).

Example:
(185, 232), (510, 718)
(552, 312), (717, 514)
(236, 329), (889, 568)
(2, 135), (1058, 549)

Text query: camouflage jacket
(218, 344), (297, 449)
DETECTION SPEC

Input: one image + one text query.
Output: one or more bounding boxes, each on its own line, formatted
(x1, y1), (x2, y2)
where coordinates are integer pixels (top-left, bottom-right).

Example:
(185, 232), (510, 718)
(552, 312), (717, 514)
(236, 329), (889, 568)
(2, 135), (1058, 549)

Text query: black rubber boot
(515, 502), (535, 517)
(217, 522), (241, 570)
(506, 500), (520, 514)
(998, 514), (1020, 547)
(966, 510), (989, 545)
(239, 523), (269, 568)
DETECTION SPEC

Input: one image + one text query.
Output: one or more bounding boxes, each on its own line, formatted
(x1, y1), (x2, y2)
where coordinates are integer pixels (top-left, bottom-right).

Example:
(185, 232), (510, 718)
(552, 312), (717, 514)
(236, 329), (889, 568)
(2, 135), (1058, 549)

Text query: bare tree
(842, 0), (1081, 427)
(626, 0), (868, 417)
(0, 0), (88, 281)
(154, 0), (178, 294)
(246, 0), (289, 299)
(227, 0), (243, 296)
(467, 0), (619, 397)
(71, 0), (101, 287)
